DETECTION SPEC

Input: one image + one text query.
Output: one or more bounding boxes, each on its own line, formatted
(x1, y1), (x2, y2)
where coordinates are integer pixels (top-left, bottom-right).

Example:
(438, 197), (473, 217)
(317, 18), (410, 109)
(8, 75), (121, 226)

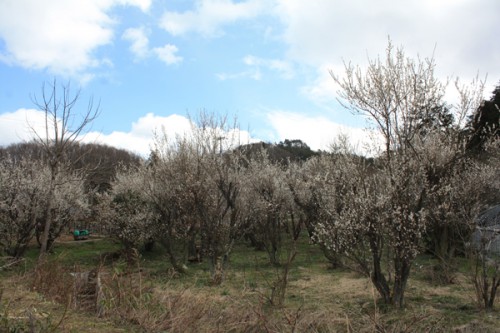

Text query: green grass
(0, 237), (122, 280)
(54, 239), (121, 266)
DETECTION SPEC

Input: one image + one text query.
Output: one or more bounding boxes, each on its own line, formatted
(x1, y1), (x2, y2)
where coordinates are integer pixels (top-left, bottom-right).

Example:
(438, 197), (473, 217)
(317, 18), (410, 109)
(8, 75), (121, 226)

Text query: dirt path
(55, 234), (105, 244)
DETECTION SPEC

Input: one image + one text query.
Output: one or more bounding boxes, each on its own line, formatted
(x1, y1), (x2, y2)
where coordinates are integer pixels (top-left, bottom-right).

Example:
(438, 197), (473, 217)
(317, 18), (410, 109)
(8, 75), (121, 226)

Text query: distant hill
(0, 142), (142, 192)
(237, 139), (319, 165)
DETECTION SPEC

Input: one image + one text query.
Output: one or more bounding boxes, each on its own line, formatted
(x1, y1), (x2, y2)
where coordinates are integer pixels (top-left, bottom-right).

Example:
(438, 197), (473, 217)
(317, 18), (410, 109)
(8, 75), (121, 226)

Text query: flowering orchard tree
(324, 40), (486, 307)
(197, 151), (243, 284)
(241, 150), (295, 266)
(460, 140), (500, 309)
(145, 135), (204, 273)
(98, 166), (156, 262)
(309, 147), (427, 307)
(414, 129), (499, 282)
(288, 146), (356, 268)
(0, 157), (49, 257)
(239, 150), (304, 306)
(146, 112), (246, 283)
(35, 167), (89, 251)
(0, 155), (88, 257)
(188, 113), (245, 284)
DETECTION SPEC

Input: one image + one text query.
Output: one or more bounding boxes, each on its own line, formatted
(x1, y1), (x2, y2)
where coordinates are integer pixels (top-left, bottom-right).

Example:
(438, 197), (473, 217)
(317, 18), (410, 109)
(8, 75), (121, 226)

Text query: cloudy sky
(0, 0), (498, 156)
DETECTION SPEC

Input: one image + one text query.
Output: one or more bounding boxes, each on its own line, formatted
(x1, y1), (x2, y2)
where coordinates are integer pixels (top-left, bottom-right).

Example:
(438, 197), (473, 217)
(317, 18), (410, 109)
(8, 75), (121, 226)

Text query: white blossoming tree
(321, 39), (486, 307)
(145, 135), (202, 274)
(241, 150), (296, 266)
(0, 155), (89, 257)
(147, 113), (246, 283)
(189, 113), (245, 284)
(0, 157), (49, 257)
(98, 166), (157, 263)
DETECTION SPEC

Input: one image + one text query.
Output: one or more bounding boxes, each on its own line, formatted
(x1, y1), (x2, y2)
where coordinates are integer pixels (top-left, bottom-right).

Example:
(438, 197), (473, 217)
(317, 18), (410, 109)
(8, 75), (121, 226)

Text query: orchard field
(1, 42), (499, 332)
(1, 232), (500, 332)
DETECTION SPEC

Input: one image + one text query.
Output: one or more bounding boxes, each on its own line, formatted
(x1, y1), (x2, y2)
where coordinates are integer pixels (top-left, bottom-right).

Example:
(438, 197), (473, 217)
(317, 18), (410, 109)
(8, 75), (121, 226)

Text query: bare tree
(30, 80), (99, 257)
(465, 141), (500, 309)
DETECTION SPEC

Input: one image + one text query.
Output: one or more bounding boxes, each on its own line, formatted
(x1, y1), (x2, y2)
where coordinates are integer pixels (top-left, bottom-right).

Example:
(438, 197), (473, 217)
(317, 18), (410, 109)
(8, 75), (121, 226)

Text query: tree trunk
(392, 258), (411, 308)
(162, 238), (187, 274)
(245, 232), (265, 251)
(432, 224), (458, 284)
(487, 276), (500, 309)
(209, 255), (225, 285)
(268, 244), (280, 266)
(187, 226), (202, 262)
(371, 259), (391, 304)
(320, 244), (342, 269)
(369, 236), (391, 304)
(270, 247), (297, 307)
(39, 176), (56, 258)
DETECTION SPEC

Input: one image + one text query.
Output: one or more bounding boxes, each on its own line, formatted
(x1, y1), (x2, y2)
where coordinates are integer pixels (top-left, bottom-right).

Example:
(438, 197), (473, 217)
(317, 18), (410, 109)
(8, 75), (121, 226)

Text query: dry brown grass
(3, 266), (500, 333)
(3, 246), (500, 332)
(1, 275), (129, 332)
(95, 268), (351, 332)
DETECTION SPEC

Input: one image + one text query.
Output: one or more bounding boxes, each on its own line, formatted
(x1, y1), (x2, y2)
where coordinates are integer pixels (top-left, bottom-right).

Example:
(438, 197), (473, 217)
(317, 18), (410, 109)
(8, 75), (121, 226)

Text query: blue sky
(1, 0), (499, 156)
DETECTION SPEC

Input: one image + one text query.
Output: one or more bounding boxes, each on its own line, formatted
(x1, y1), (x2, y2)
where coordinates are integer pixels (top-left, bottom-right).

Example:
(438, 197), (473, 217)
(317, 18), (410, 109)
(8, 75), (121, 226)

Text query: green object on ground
(73, 229), (90, 241)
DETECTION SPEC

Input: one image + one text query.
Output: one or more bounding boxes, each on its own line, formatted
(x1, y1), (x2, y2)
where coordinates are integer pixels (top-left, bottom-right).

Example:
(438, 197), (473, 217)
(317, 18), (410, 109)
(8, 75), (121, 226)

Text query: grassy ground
(2, 234), (500, 332)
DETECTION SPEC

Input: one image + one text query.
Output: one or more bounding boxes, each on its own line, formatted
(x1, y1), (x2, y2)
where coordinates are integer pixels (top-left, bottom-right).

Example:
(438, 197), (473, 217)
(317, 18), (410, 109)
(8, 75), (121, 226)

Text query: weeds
(466, 238), (500, 309)
(5, 237), (500, 332)
(31, 256), (75, 306)
(0, 286), (66, 333)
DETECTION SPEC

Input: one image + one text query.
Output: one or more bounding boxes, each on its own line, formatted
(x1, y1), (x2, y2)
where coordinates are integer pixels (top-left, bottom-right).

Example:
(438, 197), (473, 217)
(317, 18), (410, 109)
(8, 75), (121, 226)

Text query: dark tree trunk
(245, 232), (266, 251)
(369, 235), (391, 304)
(39, 167), (57, 258)
(144, 239), (155, 252)
(162, 237), (187, 274)
(393, 257), (411, 308)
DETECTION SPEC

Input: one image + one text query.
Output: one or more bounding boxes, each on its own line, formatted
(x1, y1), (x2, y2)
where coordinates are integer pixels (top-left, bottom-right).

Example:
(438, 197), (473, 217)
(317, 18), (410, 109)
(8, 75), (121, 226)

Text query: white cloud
(116, 0), (151, 13)
(122, 26), (182, 65)
(152, 44), (183, 65)
(216, 70), (261, 81)
(217, 55), (293, 81)
(0, 110), (192, 156)
(0, 0), (151, 78)
(159, 0), (267, 37)
(86, 113), (255, 156)
(274, 0), (500, 103)
(0, 108), (48, 146)
(84, 113), (192, 156)
(122, 27), (150, 60)
(300, 64), (339, 105)
(243, 55), (294, 79)
(1, 108), (379, 157)
(266, 110), (382, 156)
(1, 110), (257, 157)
